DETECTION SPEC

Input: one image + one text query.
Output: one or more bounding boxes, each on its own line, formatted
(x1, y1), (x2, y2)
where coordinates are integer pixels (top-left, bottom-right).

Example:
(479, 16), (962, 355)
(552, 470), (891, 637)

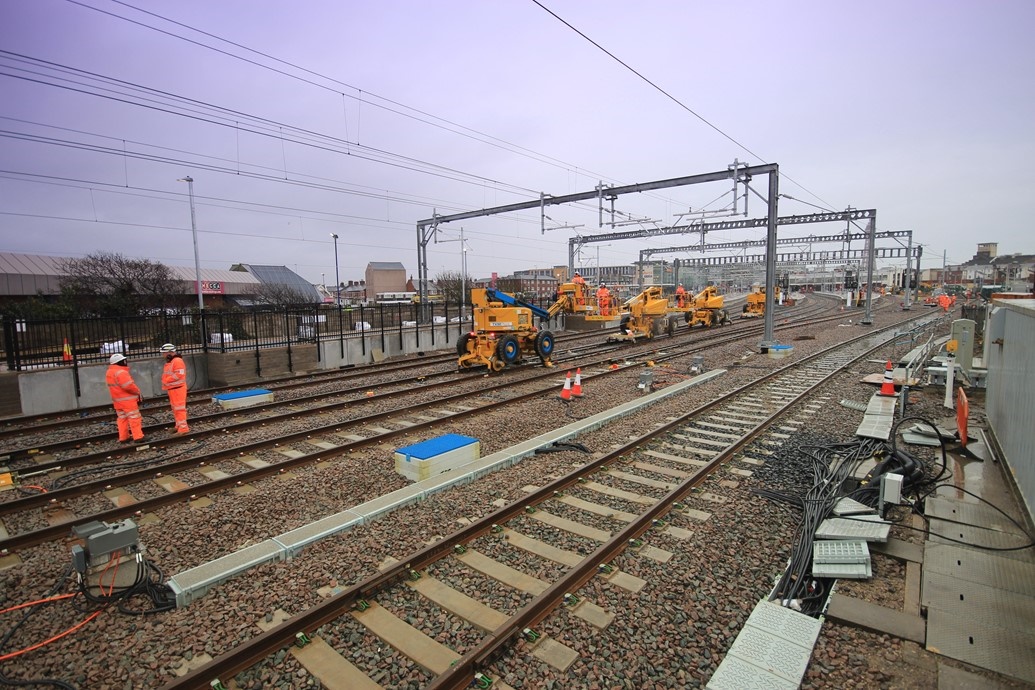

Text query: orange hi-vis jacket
(107, 364), (141, 403)
(162, 356), (187, 390)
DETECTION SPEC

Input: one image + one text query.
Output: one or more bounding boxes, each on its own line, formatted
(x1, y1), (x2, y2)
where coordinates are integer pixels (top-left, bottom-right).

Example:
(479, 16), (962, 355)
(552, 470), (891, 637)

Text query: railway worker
(675, 283), (687, 308)
(106, 353), (145, 443)
(597, 283), (611, 316)
(160, 343), (190, 434)
(572, 271), (586, 307)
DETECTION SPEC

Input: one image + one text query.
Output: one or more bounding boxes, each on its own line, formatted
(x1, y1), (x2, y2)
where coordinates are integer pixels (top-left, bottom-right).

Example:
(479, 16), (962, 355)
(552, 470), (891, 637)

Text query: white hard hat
(109, 353), (127, 365)
(160, 343), (177, 353)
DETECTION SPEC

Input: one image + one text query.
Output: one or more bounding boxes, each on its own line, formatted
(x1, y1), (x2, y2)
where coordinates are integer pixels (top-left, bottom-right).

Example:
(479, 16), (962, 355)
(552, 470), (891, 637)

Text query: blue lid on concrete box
(213, 389), (272, 401)
(396, 434), (478, 461)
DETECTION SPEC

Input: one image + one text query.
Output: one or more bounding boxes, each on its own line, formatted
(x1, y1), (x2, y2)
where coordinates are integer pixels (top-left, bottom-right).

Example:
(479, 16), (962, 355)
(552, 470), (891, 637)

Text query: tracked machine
(682, 285), (731, 328)
(610, 286), (679, 341)
(457, 284), (583, 372)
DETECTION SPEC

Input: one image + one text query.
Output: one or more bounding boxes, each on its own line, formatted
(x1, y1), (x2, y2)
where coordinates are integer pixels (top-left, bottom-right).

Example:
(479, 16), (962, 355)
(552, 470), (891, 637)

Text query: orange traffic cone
(571, 368), (583, 397)
(878, 360), (896, 396)
(62, 338), (73, 362)
(559, 371), (572, 401)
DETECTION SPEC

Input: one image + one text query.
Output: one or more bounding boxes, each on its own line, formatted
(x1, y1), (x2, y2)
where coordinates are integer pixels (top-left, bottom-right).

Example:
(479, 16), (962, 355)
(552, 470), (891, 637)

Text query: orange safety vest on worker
(106, 360), (144, 442)
(572, 273), (586, 307)
(161, 348), (190, 434)
(596, 285), (611, 316)
(675, 284), (687, 308)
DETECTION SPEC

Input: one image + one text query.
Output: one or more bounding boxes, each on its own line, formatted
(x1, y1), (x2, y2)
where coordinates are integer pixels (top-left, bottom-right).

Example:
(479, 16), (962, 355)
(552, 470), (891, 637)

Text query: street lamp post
(177, 176), (203, 311)
(330, 234), (341, 306)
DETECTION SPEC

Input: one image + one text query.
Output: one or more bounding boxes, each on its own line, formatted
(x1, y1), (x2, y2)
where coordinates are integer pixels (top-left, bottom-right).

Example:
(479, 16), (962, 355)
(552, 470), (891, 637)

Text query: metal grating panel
(839, 399), (868, 412)
(725, 622), (813, 683)
(923, 544), (1035, 595)
(707, 599), (821, 689)
(922, 570), (1035, 633)
(815, 515), (891, 542)
(855, 417), (893, 441)
(833, 497), (876, 516)
(813, 540), (870, 564)
(812, 562), (871, 579)
(927, 608), (1035, 684)
(865, 395), (898, 415)
(707, 653), (798, 690)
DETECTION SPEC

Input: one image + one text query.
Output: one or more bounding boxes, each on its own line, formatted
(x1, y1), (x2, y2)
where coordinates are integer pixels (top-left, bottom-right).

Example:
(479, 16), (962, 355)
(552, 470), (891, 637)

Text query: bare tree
(434, 270), (473, 304)
(58, 252), (187, 316)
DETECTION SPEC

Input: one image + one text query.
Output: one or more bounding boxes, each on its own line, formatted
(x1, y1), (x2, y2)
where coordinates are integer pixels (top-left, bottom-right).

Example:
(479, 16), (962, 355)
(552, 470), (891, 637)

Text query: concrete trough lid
(168, 539), (286, 607)
(273, 510), (365, 558)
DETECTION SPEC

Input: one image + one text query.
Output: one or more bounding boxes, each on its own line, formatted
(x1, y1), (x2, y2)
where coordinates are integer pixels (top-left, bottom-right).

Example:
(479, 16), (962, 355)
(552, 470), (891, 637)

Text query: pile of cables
(752, 416), (950, 617)
(0, 553), (175, 689)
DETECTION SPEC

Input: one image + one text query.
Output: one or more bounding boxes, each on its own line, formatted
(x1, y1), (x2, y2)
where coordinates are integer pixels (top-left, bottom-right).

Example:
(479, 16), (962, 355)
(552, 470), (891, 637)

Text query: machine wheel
(684, 310), (692, 324)
(534, 330), (555, 361)
(496, 335), (520, 364)
(667, 317), (676, 337)
(619, 315), (632, 335)
(718, 309), (730, 325)
(491, 358), (507, 372)
(456, 333), (473, 357)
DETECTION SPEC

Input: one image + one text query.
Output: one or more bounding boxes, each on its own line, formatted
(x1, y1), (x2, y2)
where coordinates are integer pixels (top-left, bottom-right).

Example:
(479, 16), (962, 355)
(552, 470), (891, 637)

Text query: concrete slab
(601, 569), (646, 593)
(291, 637), (381, 690)
(529, 510), (611, 542)
(582, 480), (654, 505)
(530, 636), (579, 672)
(407, 574), (508, 632)
(607, 469), (674, 490)
(557, 494), (636, 523)
(351, 602), (460, 675)
(632, 461), (690, 479)
(455, 549), (549, 595)
(503, 528), (583, 567)
(571, 599), (614, 629)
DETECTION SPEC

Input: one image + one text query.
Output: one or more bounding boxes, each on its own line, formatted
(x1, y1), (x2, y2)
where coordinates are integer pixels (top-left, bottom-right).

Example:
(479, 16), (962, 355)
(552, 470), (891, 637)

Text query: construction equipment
(742, 286), (781, 318)
(610, 286), (677, 341)
(682, 285), (730, 328)
(457, 284), (583, 372)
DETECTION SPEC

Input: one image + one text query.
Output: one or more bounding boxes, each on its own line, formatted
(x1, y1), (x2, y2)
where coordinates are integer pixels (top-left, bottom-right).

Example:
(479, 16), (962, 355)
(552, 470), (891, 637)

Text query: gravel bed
(2, 298), (980, 689)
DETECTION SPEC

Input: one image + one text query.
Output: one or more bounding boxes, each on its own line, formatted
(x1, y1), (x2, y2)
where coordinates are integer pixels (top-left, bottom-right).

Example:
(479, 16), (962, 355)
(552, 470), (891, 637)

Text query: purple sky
(2, 0), (1033, 286)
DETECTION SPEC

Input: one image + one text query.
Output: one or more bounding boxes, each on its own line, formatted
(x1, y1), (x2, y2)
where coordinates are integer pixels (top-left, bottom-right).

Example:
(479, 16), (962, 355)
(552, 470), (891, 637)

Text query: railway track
(160, 309), (941, 690)
(0, 295), (836, 462)
(0, 296), (882, 553)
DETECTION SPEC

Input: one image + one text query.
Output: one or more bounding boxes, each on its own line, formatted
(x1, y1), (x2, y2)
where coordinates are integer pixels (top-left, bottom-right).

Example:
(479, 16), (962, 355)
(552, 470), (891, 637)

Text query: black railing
(0, 300), (489, 372)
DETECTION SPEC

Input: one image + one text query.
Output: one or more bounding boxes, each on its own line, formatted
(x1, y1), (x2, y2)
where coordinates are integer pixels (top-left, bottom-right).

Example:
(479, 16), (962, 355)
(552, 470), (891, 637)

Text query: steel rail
(160, 310), (940, 690)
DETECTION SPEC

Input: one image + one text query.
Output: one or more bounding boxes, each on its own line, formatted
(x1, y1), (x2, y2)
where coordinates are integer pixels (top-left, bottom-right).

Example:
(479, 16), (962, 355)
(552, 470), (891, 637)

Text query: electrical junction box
(879, 473), (904, 515)
(394, 434), (480, 482)
(71, 519), (139, 570)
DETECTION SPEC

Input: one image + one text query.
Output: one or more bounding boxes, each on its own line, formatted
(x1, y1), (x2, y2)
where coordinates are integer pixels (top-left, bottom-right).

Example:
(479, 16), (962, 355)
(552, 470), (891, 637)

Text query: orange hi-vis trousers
(113, 401), (144, 441)
(167, 386), (189, 433)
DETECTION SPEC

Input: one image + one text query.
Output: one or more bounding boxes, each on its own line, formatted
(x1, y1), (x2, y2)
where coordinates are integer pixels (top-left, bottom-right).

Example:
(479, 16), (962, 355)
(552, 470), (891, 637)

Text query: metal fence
(1, 300), (485, 372)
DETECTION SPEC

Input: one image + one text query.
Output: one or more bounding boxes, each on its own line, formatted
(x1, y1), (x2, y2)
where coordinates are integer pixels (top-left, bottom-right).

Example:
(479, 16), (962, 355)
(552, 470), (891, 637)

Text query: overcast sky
(2, 0), (1033, 286)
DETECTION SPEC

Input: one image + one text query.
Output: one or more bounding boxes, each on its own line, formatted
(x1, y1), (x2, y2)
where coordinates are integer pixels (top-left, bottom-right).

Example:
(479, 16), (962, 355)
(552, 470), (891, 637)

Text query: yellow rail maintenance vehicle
(457, 284), (583, 372)
(609, 286), (679, 342)
(680, 285), (731, 328)
(743, 285), (781, 318)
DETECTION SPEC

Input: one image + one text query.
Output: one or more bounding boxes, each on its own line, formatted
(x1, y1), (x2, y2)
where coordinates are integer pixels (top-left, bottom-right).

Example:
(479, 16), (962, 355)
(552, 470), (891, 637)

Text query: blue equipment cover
(396, 434), (478, 461)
